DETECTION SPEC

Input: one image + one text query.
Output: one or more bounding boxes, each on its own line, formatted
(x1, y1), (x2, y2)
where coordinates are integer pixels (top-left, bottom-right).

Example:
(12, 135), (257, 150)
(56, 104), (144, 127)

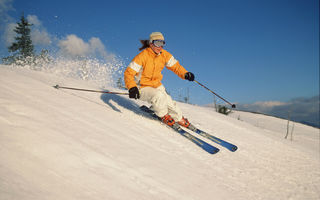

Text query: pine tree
(116, 78), (126, 89)
(3, 14), (35, 65)
(218, 105), (231, 115)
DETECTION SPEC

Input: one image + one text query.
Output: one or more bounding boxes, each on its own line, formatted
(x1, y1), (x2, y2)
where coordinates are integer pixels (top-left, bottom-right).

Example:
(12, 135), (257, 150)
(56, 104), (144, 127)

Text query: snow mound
(0, 65), (319, 200)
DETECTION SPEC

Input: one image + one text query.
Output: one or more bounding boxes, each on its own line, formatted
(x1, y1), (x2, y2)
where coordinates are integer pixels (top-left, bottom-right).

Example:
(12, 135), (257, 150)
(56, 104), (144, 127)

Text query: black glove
(129, 87), (140, 99)
(185, 72), (195, 81)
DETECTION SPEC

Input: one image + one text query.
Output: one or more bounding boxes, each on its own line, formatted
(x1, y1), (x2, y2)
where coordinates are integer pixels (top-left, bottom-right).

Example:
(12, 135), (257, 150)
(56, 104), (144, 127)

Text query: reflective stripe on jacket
(124, 47), (188, 89)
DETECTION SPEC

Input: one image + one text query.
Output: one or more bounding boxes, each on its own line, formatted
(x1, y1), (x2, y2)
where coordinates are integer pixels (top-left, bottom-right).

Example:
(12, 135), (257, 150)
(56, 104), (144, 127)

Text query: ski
(170, 126), (220, 154)
(186, 125), (238, 152)
(140, 106), (219, 154)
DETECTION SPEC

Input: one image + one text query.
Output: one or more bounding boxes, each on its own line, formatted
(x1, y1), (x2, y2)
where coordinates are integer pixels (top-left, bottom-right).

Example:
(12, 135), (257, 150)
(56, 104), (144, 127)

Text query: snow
(0, 65), (319, 200)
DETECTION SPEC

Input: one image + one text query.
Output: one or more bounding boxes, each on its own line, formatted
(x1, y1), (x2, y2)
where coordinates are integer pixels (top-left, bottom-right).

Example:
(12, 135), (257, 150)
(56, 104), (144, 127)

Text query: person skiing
(124, 32), (195, 128)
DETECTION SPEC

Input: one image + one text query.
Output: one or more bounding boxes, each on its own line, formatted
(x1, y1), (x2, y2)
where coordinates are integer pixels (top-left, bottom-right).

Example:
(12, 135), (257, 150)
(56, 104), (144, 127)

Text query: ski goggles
(151, 40), (165, 48)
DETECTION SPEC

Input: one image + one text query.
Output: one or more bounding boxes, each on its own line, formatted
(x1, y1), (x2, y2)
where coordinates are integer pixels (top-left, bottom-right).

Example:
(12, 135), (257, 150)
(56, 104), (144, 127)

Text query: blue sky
(1, 0), (319, 106)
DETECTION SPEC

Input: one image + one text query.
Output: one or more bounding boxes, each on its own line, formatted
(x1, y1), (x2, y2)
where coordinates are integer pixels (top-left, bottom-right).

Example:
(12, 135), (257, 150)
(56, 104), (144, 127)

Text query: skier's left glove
(185, 72), (195, 81)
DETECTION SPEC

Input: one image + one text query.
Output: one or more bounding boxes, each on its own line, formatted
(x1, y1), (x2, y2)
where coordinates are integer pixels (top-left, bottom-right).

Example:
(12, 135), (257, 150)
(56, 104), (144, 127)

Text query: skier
(124, 32), (195, 128)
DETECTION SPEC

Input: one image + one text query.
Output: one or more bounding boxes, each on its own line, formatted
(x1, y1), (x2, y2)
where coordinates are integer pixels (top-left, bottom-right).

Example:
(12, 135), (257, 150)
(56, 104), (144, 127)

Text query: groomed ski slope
(0, 65), (319, 200)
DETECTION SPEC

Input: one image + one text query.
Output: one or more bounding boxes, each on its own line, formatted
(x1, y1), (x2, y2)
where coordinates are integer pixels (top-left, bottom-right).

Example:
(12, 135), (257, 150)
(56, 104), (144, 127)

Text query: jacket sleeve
(165, 52), (188, 79)
(124, 54), (144, 89)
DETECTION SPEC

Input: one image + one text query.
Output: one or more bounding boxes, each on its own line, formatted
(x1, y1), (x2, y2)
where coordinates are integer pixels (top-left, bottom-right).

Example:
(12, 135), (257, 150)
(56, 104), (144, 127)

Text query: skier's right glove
(185, 72), (195, 81)
(129, 86), (140, 99)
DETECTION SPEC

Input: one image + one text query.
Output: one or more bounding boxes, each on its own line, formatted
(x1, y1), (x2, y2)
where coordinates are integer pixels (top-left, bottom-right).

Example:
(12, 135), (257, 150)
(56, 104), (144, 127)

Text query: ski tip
(230, 146), (238, 152)
(204, 145), (220, 154)
(53, 85), (60, 89)
(211, 148), (220, 154)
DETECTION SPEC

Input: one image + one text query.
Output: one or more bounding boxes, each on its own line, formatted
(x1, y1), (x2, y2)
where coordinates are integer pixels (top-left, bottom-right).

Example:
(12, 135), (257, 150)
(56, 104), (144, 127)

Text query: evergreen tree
(3, 14), (35, 65)
(116, 78), (126, 89)
(217, 105), (232, 115)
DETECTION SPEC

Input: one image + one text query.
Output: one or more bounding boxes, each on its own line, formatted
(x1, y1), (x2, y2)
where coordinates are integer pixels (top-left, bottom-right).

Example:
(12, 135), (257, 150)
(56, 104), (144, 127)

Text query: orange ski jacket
(124, 47), (188, 89)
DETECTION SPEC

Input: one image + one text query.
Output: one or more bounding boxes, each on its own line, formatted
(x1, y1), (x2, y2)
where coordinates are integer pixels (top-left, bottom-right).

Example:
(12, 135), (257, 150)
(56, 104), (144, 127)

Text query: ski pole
(194, 80), (236, 108)
(53, 85), (129, 95)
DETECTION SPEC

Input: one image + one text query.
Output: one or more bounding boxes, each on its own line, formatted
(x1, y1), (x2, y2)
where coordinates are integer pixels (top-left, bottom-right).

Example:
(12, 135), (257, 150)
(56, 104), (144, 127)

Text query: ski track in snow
(0, 65), (319, 200)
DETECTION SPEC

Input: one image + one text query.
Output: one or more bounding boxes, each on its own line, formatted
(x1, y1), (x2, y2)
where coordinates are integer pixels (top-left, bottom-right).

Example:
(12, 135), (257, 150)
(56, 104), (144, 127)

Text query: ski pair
(140, 105), (237, 154)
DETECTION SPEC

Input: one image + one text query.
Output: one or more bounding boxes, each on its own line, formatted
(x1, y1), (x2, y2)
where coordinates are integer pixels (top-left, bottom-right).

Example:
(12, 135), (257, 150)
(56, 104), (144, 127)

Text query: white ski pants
(140, 85), (183, 121)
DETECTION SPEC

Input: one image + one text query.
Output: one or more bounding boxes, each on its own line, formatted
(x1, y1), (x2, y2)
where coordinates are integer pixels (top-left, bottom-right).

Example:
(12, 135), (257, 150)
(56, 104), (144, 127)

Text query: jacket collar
(146, 47), (162, 56)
